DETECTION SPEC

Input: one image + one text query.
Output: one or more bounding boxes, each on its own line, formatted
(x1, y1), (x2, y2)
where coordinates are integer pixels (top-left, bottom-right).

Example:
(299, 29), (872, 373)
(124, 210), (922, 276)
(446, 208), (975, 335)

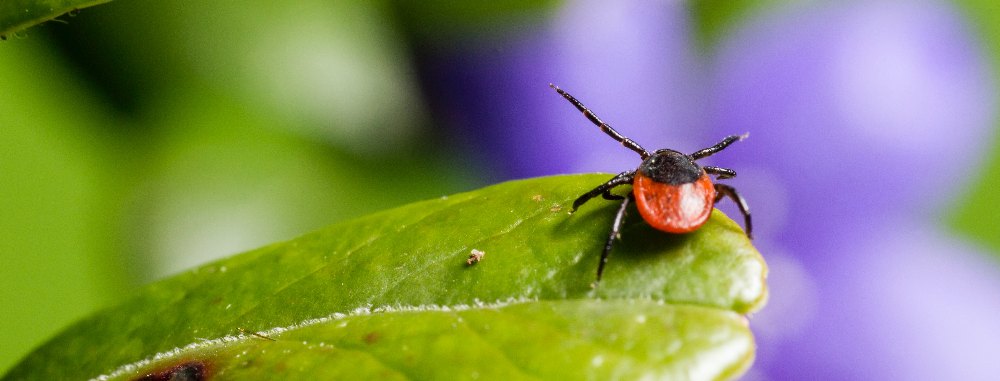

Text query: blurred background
(3, 0), (1000, 379)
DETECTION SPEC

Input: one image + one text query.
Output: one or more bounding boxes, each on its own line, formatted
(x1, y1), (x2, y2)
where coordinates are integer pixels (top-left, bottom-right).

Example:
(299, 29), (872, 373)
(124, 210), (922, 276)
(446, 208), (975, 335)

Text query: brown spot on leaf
(133, 361), (208, 381)
(363, 331), (381, 344)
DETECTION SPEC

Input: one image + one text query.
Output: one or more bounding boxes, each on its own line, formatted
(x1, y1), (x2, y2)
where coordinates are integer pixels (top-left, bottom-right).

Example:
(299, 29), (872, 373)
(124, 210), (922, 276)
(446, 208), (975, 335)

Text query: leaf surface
(2, 174), (767, 380)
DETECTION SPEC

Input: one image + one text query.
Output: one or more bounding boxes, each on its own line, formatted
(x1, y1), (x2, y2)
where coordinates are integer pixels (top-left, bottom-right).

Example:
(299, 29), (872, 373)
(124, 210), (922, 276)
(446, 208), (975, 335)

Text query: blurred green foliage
(688, 0), (780, 49)
(949, 0), (1000, 252)
(0, 41), (125, 373)
(0, 0), (489, 371)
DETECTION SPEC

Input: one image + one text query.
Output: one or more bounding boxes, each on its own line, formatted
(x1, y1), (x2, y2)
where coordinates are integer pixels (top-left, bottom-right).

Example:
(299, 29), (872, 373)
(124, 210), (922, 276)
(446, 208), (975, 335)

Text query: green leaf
(0, 0), (111, 38)
(2, 174), (767, 380)
(688, 0), (788, 49)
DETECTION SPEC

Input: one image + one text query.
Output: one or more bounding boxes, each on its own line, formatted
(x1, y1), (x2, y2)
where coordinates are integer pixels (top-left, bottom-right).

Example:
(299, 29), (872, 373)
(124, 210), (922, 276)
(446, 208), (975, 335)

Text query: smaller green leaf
(100, 300), (753, 380)
(3, 175), (767, 380)
(0, 0), (110, 38)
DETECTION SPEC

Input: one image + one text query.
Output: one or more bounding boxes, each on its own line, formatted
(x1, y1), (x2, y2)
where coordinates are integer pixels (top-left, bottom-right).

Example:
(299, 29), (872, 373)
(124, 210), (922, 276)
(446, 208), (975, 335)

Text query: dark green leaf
(0, 0), (111, 38)
(389, 0), (561, 45)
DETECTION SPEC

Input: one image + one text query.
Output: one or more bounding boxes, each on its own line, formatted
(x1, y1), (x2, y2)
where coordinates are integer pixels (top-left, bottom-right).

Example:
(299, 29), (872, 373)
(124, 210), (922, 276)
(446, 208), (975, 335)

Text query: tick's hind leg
(571, 170), (635, 212)
(714, 183), (752, 239)
(596, 194), (633, 285)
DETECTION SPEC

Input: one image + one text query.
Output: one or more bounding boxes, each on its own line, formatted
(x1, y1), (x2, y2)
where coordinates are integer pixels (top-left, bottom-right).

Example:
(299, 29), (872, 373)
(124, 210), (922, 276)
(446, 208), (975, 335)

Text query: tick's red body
(551, 84), (752, 284)
(633, 171), (715, 234)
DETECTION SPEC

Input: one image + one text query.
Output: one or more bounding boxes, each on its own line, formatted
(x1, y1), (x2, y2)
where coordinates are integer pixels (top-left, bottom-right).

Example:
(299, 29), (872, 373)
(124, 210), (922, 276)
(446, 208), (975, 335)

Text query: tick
(550, 84), (752, 283)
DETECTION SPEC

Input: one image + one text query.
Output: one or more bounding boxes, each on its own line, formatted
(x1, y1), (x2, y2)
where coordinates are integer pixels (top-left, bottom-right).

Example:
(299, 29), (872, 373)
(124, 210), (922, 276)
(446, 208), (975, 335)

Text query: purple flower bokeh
(708, 1), (996, 251)
(764, 220), (1000, 380)
(424, 1), (705, 181)
(421, 0), (1000, 379)
(706, 2), (1000, 380)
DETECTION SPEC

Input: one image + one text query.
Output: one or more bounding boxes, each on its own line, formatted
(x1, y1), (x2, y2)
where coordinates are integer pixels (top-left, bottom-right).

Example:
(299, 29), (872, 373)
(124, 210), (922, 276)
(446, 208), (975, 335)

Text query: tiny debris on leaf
(531, 194), (544, 202)
(239, 327), (276, 341)
(466, 249), (485, 265)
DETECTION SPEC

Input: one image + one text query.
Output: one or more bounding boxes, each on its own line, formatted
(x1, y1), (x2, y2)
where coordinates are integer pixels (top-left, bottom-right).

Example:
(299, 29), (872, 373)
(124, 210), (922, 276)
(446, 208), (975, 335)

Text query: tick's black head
(637, 149), (702, 185)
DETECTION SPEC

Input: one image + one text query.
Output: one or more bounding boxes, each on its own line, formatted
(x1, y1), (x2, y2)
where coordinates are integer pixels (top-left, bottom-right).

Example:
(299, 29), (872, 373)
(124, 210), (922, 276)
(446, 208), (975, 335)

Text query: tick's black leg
(601, 190), (625, 201)
(550, 84), (651, 159)
(571, 170), (635, 212)
(714, 184), (752, 239)
(596, 194), (632, 285)
(691, 133), (748, 160)
(704, 166), (736, 180)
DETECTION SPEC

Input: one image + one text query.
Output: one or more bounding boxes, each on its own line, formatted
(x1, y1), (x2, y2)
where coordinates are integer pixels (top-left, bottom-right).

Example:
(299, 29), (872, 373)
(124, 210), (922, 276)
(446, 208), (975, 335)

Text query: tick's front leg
(571, 171), (635, 213)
